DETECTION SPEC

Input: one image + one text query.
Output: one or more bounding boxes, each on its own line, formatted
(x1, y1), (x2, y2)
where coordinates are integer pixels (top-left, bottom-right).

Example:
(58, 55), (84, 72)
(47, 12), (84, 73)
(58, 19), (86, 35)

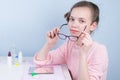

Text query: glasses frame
(57, 24), (87, 42)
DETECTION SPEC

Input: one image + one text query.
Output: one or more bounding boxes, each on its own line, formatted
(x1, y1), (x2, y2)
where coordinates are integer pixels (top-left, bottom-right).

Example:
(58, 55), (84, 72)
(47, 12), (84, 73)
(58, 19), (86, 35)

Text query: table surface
(0, 56), (72, 80)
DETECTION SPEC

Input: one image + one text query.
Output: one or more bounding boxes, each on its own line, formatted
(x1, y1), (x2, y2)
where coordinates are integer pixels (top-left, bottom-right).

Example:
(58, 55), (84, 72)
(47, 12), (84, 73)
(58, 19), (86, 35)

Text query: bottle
(7, 51), (12, 66)
(18, 51), (23, 64)
(10, 44), (18, 64)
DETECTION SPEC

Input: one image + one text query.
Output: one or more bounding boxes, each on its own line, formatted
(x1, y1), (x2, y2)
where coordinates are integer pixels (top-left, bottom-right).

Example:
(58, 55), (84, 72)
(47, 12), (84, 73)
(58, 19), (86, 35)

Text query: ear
(90, 22), (97, 31)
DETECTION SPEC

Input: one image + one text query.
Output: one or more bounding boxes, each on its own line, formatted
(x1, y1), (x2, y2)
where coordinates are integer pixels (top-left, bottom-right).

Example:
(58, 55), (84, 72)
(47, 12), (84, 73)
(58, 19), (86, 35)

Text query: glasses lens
(59, 24), (70, 35)
(58, 33), (66, 40)
(58, 24), (78, 42)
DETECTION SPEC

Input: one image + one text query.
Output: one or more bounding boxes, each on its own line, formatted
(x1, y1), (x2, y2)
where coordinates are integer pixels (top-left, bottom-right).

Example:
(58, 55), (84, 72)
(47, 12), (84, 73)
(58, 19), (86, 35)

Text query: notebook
(22, 62), (66, 80)
(29, 66), (54, 74)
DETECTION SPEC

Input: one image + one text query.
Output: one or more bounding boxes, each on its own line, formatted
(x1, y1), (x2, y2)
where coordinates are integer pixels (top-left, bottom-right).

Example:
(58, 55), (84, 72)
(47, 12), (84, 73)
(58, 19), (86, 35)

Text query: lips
(70, 29), (79, 33)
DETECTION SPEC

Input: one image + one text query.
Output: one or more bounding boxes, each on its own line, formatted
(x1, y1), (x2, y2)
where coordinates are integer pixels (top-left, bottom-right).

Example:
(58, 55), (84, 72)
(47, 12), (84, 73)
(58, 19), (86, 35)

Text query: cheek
(68, 24), (71, 30)
(85, 27), (91, 33)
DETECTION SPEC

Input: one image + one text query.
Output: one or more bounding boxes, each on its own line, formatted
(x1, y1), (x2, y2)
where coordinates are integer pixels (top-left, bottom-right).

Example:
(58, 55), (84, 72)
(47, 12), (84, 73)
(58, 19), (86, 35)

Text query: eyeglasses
(57, 24), (87, 42)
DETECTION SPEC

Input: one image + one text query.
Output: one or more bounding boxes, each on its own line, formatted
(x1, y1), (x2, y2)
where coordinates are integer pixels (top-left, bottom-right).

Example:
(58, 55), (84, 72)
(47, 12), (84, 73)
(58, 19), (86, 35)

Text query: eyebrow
(70, 16), (86, 21)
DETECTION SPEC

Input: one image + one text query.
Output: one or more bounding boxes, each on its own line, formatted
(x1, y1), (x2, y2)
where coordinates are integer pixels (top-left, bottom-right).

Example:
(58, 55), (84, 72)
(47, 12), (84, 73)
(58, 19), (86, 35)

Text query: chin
(71, 33), (79, 37)
(70, 32), (78, 36)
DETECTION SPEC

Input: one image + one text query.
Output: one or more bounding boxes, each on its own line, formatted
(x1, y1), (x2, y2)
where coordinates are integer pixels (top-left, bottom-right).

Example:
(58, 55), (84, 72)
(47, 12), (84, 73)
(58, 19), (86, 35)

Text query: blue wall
(0, 0), (120, 80)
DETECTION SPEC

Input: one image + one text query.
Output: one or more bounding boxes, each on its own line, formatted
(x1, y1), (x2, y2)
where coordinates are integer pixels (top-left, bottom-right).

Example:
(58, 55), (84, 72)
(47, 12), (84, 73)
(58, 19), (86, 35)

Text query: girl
(33, 1), (108, 80)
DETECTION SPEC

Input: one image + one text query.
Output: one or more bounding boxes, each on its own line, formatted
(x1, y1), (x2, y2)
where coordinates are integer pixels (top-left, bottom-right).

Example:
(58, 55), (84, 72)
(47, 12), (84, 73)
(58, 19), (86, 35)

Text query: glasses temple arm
(59, 23), (67, 29)
(78, 25), (87, 38)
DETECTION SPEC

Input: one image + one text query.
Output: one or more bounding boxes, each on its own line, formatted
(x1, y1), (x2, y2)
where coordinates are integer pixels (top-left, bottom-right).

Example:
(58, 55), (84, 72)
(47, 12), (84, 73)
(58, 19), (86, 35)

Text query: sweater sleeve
(88, 44), (109, 80)
(33, 41), (68, 66)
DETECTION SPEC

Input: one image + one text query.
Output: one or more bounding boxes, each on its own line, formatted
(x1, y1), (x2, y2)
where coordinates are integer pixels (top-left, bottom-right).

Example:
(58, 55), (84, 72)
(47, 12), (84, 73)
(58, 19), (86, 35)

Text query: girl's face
(68, 7), (97, 36)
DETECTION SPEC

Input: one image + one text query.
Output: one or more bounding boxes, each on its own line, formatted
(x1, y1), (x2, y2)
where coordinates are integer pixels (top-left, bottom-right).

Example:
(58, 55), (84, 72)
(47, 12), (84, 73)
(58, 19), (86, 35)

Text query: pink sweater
(34, 40), (108, 80)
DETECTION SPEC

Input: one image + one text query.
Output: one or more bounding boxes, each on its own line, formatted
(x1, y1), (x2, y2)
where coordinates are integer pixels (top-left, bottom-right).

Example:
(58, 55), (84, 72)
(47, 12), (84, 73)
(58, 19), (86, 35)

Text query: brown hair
(64, 1), (99, 24)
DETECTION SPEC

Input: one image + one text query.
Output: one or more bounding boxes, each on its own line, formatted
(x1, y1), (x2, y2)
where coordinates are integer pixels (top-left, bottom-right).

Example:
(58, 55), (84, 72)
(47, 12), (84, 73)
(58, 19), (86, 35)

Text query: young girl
(33, 1), (108, 80)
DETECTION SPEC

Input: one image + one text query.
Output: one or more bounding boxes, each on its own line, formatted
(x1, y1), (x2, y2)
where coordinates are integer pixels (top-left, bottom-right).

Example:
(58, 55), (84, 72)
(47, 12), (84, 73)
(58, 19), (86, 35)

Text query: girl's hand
(76, 32), (93, 56)
(46, 27), (59, 47)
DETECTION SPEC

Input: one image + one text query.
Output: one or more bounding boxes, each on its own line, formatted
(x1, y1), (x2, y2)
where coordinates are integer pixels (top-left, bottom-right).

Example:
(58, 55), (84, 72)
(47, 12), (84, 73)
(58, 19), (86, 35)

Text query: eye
(69, 17), (75, 22)
(79, 19), (85, 23)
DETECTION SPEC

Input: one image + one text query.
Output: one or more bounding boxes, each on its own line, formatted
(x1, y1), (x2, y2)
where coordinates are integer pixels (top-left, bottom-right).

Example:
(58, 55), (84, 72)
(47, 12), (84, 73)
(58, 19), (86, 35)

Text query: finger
(56, 27), (60, 33)
(81, 37), (87, 46)
(46, 31), (51, 38)
(53, 27), (60, 37)
(81, 37), (93, 47)
(80, 33), (89, 46)
(83, 32), (92, 42)
(46, 28), (59, 39)
(53, 27), (59, 34)
(53, 28), (57, 37)
(50, 31), (55, 38)
(81, 32), (91, 39)
(80, 32), (86, 39)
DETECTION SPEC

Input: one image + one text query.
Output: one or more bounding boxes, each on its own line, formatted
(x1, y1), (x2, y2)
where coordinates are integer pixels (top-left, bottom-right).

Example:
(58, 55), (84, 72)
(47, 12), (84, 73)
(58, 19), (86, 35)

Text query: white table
(0, 57), (72, 80)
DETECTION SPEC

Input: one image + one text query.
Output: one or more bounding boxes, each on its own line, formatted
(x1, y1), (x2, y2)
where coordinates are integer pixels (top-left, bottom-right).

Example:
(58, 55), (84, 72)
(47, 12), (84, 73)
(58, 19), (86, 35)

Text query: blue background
(0, 0), (120, 80)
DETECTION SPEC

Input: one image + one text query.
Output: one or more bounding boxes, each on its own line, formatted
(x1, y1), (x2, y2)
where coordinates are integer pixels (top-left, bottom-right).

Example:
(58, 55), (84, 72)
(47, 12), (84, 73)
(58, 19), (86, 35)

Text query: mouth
(70, 29), (79, 33)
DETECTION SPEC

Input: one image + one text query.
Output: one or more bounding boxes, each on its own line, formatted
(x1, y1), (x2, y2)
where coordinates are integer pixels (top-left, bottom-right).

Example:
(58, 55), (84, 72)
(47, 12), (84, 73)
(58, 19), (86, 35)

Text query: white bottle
(11, 44), (17, 64)
(18, 51), (23, 64)
(7, 51), (12, 66)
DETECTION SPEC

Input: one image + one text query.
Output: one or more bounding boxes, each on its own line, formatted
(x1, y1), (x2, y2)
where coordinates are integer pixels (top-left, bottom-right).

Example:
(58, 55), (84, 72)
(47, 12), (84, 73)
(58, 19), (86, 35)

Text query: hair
(64, 1), (99, 24)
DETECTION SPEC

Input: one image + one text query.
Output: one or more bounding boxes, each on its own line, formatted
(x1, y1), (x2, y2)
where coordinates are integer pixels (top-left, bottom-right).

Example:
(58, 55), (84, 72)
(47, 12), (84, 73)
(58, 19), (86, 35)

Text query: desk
(0, 57), (72, 80)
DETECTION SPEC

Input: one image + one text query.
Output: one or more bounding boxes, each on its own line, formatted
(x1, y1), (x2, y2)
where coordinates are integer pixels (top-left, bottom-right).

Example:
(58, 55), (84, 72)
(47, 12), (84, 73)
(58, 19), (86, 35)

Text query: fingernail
(50, 32), (52, 38)
(82, 43), (84, 45)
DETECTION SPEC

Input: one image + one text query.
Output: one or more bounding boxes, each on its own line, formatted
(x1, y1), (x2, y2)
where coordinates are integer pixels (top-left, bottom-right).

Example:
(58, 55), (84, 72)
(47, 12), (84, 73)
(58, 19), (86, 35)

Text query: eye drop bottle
(11, 45), (18, 64)
(7, 51), (12, 66)
(18, 51), (23, 64)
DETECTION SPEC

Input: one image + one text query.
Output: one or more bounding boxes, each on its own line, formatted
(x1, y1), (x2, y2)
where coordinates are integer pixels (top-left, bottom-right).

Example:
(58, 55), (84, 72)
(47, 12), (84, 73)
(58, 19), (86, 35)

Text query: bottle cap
(8, 51), (11, 56)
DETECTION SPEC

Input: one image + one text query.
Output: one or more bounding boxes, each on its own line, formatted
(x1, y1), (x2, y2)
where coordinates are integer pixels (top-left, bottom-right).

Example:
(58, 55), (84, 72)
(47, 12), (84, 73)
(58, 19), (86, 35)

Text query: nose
(70, 20), (79, 28)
